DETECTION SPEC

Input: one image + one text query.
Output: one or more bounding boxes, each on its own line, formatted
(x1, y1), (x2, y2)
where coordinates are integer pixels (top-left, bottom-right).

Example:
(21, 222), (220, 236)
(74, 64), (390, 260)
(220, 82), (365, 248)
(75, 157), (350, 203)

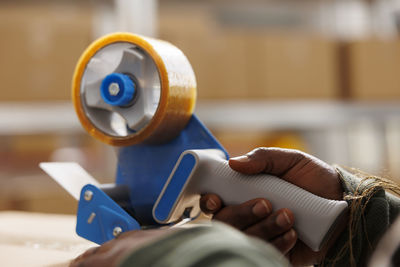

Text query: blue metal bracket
(76, 114), (228, 244)
(76, 184), (141, 244)
(115, 114), (228, 225)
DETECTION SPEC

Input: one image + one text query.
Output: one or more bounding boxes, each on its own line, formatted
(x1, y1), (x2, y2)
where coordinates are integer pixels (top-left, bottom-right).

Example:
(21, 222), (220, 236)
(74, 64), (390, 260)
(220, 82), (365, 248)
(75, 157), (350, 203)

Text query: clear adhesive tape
(72, 33), (197, 146)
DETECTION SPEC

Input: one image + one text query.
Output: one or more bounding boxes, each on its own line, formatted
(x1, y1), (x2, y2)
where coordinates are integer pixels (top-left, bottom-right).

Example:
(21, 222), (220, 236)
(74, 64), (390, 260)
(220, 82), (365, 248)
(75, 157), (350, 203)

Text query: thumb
(229, 147), (343, 200)
(228, 147), (308, 177)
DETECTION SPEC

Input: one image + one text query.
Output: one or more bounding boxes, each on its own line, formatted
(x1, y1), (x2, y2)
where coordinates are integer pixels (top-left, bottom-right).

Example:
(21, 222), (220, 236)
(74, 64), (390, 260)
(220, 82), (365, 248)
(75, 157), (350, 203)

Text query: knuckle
(214, 204), (254, 229)
(292, 150), (307, 162)
(259, 211), (292, 234)
(213, 206), (237, 222)
(272, 231), (297, 254)
(230, 206), (249, 222)
(251, 218), (277, 237)
(272, 238), (290, 254)
(247, 147), (268, 159)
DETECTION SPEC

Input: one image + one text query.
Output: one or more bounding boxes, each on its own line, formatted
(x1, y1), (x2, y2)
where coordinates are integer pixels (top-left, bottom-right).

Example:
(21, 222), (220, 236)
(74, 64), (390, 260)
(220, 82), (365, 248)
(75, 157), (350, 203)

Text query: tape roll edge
(72, 32), (194, 146)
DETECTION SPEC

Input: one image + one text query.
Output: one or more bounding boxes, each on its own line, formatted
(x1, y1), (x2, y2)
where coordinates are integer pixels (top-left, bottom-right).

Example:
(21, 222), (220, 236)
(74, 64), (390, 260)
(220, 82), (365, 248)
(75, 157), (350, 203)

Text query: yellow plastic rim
(72, 33), (196, 146)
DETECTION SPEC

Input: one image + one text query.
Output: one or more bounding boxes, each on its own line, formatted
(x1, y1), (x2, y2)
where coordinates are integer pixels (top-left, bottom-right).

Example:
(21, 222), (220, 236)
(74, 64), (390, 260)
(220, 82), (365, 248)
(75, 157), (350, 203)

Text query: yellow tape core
(72, 33), (196, 146)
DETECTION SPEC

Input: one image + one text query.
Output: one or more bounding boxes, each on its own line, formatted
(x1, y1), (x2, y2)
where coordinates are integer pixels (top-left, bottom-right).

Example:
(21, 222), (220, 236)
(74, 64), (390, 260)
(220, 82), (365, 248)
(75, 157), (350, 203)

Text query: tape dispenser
(45, 33), (347, 251)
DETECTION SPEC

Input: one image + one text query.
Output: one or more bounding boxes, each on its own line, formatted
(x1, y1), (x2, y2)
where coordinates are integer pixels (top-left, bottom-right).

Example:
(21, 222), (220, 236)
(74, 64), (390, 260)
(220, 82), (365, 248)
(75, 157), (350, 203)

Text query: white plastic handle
(154, 149), (348, 251)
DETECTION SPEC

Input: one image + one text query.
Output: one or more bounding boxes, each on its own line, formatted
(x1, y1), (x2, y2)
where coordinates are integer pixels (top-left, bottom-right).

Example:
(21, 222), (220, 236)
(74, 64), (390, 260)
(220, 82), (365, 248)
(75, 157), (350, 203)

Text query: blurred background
(1, 0), (400, 214)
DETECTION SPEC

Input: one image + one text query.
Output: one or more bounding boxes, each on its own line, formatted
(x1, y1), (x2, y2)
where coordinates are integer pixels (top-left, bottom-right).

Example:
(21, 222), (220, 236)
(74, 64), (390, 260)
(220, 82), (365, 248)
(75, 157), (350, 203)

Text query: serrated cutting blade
(40, 162), (100, 200)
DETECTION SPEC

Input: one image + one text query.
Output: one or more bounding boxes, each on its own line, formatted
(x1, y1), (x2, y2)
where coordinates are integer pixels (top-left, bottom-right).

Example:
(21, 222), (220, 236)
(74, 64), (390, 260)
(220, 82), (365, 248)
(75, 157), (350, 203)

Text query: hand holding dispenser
(154, 149), (348, 252)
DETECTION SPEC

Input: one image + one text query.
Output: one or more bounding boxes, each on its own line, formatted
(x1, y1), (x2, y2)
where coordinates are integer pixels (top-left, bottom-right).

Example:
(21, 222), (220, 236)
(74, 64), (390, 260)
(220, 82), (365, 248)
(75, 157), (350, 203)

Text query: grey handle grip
(153, 149), (348, 251)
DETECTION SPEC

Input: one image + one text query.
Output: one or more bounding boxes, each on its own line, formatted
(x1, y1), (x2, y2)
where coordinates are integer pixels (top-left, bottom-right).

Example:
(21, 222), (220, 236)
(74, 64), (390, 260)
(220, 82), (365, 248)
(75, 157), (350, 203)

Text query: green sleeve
(320, 166), (400, 267)
(118, 222), (289, 267)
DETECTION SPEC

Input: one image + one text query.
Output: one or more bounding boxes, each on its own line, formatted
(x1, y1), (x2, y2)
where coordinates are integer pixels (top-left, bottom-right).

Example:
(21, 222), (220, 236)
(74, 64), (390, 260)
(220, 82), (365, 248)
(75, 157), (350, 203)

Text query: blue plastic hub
(100, 73), (136, 106)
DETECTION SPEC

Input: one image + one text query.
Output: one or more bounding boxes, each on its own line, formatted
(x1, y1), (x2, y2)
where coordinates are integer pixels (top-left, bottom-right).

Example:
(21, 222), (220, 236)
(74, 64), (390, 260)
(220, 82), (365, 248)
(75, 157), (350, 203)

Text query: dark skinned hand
(70, 228), (176, 267)
(200, 147), (346, 266)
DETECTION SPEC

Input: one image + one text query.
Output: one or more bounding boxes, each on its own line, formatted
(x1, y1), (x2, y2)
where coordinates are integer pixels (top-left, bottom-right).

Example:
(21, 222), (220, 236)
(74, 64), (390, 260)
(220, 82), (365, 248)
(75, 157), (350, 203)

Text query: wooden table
(0, 211), (95, 267)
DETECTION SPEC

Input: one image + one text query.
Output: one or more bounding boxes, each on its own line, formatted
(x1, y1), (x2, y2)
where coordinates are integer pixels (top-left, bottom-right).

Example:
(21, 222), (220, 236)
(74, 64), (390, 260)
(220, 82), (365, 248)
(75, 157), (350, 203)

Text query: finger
(71, 246), (99, 264)
(230, 147), (342, 199)
(200, 194), (223, 214)
(70, 242), (132, 267)
(70, 234), (127, 266)
(244, 208), (294, 240)
(229, 147), (309, 177)
(213, 198), (272, 230)
(270, 229), (297, 255)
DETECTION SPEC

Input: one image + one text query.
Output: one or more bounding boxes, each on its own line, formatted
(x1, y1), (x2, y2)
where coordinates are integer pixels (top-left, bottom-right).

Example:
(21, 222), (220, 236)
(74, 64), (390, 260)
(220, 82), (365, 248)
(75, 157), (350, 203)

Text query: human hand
(70, 228), (175, 267)
(200, 147), (345, 266)
(200, 195), (297, 255)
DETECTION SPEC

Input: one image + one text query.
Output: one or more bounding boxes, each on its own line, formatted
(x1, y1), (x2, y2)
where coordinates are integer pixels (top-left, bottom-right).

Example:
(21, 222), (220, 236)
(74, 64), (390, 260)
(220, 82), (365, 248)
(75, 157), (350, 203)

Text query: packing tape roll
(72, 33), (197, 146)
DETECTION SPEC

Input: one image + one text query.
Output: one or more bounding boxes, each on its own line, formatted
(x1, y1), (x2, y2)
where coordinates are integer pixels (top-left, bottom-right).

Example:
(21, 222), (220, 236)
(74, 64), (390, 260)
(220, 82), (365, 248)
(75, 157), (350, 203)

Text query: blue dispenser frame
(76, 114), (228, 244)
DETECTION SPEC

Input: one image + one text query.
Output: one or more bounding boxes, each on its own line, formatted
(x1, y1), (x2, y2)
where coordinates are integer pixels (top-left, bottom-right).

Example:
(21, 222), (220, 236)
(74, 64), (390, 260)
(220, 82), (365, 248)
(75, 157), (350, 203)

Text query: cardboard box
(188, 31), (249, 99)
(0, 2), (93, 101)
(246, 34), (339, 99)
(158, 5), (248, 99)
(159, 5), (339, 100)
(348, 39), (400, 100)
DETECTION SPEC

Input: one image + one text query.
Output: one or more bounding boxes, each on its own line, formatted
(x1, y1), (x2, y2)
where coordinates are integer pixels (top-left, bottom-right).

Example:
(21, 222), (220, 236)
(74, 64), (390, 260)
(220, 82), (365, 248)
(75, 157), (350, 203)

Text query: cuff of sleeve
(334, 165), (386, 203)
(319, 166), (390, 267)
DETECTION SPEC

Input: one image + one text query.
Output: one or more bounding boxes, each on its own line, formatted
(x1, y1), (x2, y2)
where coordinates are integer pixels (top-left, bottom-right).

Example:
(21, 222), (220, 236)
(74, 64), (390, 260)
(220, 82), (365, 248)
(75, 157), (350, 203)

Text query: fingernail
(284, 229), (296, 241)
(252, 200), (271, 217)
(230, 155), (250, 162)
(206, 198), (218, 211)
(276, 211), (292, 228)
